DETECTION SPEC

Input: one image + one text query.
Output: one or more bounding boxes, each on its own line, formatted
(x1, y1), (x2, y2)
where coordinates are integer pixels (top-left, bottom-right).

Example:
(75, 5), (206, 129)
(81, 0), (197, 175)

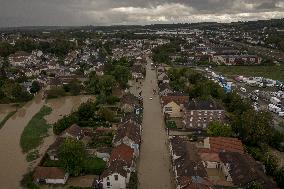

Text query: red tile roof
(209, 137), (244, 154)
(33, 167), (66, 180)
(109, 144), (134, 167)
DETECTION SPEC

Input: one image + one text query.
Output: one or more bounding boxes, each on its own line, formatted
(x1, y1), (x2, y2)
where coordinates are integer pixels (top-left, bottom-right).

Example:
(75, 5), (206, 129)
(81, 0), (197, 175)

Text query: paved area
(137, 60), (174, 189)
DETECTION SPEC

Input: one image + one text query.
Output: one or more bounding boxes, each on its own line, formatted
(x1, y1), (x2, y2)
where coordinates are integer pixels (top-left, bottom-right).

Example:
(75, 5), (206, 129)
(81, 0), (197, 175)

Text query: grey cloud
(0, 0), (283, 27)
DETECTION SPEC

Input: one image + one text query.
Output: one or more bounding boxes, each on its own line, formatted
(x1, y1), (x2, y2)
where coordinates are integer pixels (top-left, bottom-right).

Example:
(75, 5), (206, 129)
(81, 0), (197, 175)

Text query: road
(137, 60), (174, 189)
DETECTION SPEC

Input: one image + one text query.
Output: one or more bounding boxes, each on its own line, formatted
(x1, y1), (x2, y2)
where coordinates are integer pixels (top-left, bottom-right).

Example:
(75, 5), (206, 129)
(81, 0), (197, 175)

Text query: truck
(270, 97), (281, 106)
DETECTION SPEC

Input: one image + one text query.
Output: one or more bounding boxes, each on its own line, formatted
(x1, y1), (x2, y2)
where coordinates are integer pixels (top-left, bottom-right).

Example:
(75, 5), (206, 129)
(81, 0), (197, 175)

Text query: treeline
(168, 68), (284, 187)
(0, 38), (76, 58)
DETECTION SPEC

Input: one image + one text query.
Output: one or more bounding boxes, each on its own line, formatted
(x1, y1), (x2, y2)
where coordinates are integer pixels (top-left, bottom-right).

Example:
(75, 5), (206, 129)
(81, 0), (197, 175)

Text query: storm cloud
(0, 0), (283, 27)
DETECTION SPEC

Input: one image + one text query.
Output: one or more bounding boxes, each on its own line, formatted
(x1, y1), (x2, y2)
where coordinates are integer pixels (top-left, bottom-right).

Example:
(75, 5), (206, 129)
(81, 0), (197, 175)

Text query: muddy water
(137, 62), (175, 189)
(0, 92), (45, 189)
(0, 94), (95, 189)
(0, 104), (17, 121)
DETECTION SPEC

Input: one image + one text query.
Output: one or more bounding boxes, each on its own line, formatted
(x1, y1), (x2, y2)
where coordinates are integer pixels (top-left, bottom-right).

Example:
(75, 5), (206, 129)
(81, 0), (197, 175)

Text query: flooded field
(0, 104), (17, 122)
(0, 94), (95, 189)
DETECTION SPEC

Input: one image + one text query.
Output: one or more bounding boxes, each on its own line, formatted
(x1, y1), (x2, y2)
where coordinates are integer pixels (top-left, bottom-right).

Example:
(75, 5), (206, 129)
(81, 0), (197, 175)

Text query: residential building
(182, 99), (225, 130)
(33, 167), (69, 185)
(161, 95), (189, 118)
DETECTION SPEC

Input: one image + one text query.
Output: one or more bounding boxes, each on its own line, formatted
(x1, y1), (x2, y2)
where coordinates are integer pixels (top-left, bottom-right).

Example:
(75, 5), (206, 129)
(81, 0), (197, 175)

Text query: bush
(53, 112), (78, 135)
(128, 172), (138, 189)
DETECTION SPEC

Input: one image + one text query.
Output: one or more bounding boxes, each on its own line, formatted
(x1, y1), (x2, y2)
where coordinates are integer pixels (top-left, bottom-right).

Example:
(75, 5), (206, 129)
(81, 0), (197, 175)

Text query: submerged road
(138, 60), (174, 189)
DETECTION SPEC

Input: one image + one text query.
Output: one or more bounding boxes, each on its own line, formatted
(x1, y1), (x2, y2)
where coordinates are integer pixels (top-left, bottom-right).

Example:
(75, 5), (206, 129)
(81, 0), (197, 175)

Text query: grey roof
(185, 99), (223, 110)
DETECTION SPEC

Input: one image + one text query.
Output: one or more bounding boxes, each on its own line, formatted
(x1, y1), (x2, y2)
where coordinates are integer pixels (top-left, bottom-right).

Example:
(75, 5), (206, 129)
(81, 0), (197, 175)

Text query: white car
(149, 97), (153, 100)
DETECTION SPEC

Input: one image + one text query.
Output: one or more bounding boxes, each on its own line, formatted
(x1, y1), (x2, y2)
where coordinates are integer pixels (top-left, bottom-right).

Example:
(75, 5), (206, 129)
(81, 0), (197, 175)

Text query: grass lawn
(83, 156), (106, 175)
(0, 111), (17, 129)
(20, 105), (52, 153)
(214, 65), (284, 82)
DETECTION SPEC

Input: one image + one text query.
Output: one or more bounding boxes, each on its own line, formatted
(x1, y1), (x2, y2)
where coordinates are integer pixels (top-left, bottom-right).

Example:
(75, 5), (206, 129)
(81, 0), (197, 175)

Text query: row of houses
(169, 136), (278, 189)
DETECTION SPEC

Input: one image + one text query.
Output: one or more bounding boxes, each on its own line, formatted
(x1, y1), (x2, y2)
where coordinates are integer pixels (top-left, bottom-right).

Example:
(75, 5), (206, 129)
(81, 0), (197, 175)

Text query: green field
(20, 105), (52, 153)
(214, 65), (284, 82)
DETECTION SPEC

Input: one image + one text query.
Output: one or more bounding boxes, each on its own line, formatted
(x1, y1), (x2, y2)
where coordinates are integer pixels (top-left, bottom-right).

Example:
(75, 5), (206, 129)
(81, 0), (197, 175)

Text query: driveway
(137, 61), (174, 189)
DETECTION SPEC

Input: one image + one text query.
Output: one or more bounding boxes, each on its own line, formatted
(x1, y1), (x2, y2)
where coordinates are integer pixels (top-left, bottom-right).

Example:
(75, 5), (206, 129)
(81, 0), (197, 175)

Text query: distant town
(0, 19), (284, 189)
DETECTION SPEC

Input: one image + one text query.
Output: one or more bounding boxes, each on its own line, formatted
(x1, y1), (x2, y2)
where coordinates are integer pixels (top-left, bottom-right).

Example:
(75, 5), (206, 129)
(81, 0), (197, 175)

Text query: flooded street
(137, 62), (174, 189)
(0, 94), (95, 189)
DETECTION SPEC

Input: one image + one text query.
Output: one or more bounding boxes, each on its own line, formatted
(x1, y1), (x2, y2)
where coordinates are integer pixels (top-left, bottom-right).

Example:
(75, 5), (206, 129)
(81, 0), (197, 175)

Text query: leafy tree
(262, 153), (279, 176)
(53, 113), (78, 135)
(58, 138), (86, 176)
(30, 81), (41, 94)
(0, 42), (15, 57)
(206, 121), (232, 137)
(98, 107), (114, 122)
(247, 182), (264, 189)
(98, 75), (116, 95)
(234, 110), (273, 146)
(128, 172), (138, 189)
(111, 65), (131, 88)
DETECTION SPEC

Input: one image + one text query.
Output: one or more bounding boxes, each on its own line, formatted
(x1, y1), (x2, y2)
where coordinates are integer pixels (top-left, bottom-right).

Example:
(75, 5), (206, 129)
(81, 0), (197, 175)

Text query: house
(101, 144), (135, 189)
(212, 55), (262, 65)
(219, 152), (278, 188)
(158, 83), (173, 96)
(120, 93), (141, 113)
(182, 99), (225, 130)
(113, 119), (141, 155)
(33, 167), (69, 185)
(61, 124), (84, 140)
(157, 72), (168, 83)
(161, 95), (189, 118)
(169, 136), (212, 189)
(101, 159), (128, 189)
(202, 137), (244, 154)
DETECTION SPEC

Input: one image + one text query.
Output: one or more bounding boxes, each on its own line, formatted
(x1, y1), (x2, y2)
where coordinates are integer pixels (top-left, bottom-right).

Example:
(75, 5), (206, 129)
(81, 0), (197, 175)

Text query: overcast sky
(0, 0), (284, 27)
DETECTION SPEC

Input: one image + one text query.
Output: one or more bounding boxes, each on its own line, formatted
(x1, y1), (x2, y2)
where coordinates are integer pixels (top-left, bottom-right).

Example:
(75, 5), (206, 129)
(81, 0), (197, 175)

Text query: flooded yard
(0, 94), (95, 189)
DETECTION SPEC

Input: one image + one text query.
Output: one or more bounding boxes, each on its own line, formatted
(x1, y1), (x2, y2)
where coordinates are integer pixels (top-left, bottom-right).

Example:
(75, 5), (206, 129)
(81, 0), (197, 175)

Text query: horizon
(1, 1), (284, 28)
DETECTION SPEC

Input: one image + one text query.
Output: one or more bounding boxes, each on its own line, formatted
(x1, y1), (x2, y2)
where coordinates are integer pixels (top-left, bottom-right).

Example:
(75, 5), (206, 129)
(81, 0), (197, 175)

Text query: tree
(98, 75), (116, 95)
(30, 81), (41, 94)
(58, 138), (86, 176)
(206, 121), (232, 137)
(262, 153), (279, 176)
(235, 110), (273, 146)
(98, 107), (114, 122)
(247, 182), (264, 189)
(111, 65), (131, 88)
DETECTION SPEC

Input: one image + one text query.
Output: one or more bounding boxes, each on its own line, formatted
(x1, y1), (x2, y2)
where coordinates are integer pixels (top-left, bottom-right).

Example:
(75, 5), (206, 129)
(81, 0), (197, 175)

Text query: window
(165, 107), (172, 112)
(114, 175), (118, 181)
(107, 182), (110, 187)
(107, 177), (109, 180)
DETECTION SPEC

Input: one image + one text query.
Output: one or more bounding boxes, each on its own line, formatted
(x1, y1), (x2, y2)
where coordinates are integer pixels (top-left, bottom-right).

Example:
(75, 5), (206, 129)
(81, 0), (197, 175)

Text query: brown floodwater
(0, 104), (17, 121)
(0, 94), (95, 189)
